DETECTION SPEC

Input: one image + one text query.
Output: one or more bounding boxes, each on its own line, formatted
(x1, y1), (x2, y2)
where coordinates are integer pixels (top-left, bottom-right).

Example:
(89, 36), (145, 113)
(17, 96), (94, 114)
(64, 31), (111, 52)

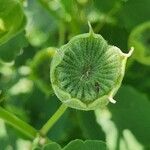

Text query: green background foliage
(0, 0), (150, 150)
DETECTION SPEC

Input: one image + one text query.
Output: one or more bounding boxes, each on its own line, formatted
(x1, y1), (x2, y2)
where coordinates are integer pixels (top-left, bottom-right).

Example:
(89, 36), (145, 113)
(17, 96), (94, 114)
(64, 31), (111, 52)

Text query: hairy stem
(0, 107), (37, 139)
(40, 104), (68, 136)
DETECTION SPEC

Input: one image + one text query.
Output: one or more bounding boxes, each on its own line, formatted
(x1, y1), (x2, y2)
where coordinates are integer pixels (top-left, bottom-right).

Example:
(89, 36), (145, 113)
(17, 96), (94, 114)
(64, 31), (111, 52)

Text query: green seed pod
(50, 24), (133, 110)
(128, 21), (150, 65)
(30, 47), (56, 95)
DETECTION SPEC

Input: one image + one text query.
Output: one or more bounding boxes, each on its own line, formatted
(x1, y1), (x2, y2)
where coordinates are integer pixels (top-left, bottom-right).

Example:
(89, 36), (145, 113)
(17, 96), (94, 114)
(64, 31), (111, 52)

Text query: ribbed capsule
(50, 25), (133, 110)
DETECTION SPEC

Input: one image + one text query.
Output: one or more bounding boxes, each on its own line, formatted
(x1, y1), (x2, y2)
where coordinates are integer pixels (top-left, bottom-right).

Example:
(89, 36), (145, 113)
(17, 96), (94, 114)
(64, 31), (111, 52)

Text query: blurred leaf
(36, 140), (106, 150)
(118, 0), (150, 30)
(24, 86), (72, 143)
(95, 86), (150, 150)
(0, 119), (11, 150)
(0, 32), (28, 62)
(43, 142), (61, 150)
(0, 0), (26, 45)
(30, 47), (56, 95)
(14, 45), (36, 67)
(124, 62), (150, 99)
(61, 0), (91, 34)
(93, 0), (119, 13)
(61, 0), (74, 14)
(63, 139), (106, 150)
(0, 119), (31, 150)
(38, 0), (70, 21)
(100, 24), (129, 51)
(9, 78), (33, 96)
(128, 21), (150, 65)
(76, 111), (105, 140)
(16, 138), (31, 150)
(25, 0), (58, 47)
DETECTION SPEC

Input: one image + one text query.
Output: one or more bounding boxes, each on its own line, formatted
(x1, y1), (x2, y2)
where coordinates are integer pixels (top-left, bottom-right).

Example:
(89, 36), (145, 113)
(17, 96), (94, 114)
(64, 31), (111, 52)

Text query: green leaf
(36, 140), (106, 150)
(24, 86), (72, 143)
(128, 21), (150, 65)
(61, 0), (74, 14)
(100, 24), (129, 51)
(63, 140), (106, 150)
(0, 0), (26, 45)
(124, 62), (150, 98)
(25, 0), (58, 47)
(93, 0), (119, 13)
(0, 119), (32, 150)
(30, 47), (56, 95)
(0, 32), (28, 62)
(95, 86), (150, 149)
(76, 111), (105, 140)
(43, 142), (61, 150)
(118, 0), (150, 30)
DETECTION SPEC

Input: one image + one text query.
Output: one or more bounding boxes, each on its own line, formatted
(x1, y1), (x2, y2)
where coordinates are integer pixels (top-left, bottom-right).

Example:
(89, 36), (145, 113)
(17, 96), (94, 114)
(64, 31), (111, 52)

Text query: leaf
(118, 0), (150, 30)
(128, 21), (150, 65)
(100, 24), (129, 51)
(0, 119), (32, 150)
(0, 0), (27, 61)
(0, 31), (28, 62)
(0, 0), (26, 45)
(35, 140), (106, 150)
(30, 47), (56, 95)
(25, 0), (58, 47)
(76, 111), (105, 140)
(124, 62), (150, 98)
(24, 86), (72, 143)
(43, 142), (61, 150)
(95, 86), (150, 149)
(61, 0), (75, 14)
(93, 0), (119, 13)
(63, 139), (106, 150)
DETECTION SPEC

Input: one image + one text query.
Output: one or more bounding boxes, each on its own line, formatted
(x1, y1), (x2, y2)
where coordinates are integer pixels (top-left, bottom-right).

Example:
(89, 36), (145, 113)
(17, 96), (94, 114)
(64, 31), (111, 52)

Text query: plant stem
(0, 107), (37, 140)
(40, 104), (68, 136)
